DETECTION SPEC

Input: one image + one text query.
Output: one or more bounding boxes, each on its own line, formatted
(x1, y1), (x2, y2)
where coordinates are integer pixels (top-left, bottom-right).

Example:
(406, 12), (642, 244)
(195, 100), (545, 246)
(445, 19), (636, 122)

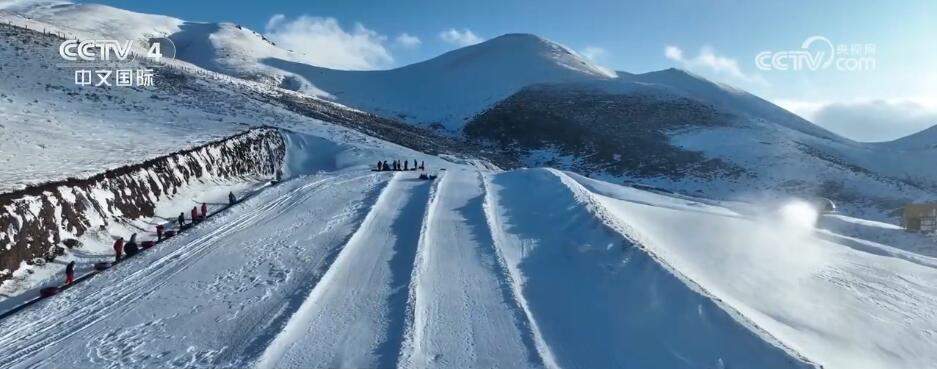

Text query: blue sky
(92, 0), (937, 141)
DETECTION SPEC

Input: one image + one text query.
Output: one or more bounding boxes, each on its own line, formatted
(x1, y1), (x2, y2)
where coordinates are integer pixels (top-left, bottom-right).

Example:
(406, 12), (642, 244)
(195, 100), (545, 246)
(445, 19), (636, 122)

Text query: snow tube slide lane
(256, 173), (433, 369)
(481, 168), (813, 369)
(399, 168), (542, 369)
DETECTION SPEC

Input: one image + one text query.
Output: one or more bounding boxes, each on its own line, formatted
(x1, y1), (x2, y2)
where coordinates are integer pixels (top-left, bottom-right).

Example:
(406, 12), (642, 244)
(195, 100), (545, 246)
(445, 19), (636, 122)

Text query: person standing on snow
(65, 261), (75, 285)
(156, 224), (164, 241)
(228, 191), (237, 205)
(201, 203), (208, 219)
(113, 237), (124, 261)
(404, 160), (409, 171)
(382, 161), (389, 172)
(191, 206), (199, 222)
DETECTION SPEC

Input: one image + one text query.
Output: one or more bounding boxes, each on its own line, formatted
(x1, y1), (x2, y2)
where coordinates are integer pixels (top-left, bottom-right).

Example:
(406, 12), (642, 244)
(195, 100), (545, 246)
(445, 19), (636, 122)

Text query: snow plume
(665, 44), (768, 87)
(735, 198), (826, 276)
(579, 46), (607, 62)
(776, 200), (820, 233)
(577, 46), (616, 77)
(438, 28), (483, 47)
(263, 14), (393, 70)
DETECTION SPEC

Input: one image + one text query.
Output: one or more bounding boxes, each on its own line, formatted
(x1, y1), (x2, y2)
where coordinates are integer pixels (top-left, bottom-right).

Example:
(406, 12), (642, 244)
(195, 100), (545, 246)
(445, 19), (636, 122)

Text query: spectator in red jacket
(191, 206), (199, 222)
(113, 237), (124, 261)
(65, 261), (75, 284)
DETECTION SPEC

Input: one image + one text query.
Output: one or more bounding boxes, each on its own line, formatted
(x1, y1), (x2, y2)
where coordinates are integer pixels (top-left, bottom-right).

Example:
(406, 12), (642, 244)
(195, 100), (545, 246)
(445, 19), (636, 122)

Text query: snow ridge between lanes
(396, 169), (443, 368)
(480, 173), (561, 369)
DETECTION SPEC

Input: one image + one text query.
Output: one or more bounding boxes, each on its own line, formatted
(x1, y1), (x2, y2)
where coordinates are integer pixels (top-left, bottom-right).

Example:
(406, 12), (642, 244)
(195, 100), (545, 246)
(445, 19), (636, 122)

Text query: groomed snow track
(0, 165), (826, 369)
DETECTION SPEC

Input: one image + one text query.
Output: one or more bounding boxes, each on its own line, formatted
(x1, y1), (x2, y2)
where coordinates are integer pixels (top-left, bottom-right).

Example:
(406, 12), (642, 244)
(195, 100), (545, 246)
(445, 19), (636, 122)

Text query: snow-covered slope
(2, 2), (614, 131)
(877, 123), (937, 150)
(0, 24), (248, 191)
(1, 5), (935, 368)
(465, 78), (937, 220)
(0, 131), (818, 368)
(1, 1), (850, 139)
(619, 68), (840, 140)
(2, 134), (933, 368)
(0, 1), (328, 93)
(562, 170), (937, 369)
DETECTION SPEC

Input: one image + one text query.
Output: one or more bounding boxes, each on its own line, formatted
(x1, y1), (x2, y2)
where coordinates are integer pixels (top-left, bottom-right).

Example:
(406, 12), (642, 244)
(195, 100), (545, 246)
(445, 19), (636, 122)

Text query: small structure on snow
(902, 203), (937, 233)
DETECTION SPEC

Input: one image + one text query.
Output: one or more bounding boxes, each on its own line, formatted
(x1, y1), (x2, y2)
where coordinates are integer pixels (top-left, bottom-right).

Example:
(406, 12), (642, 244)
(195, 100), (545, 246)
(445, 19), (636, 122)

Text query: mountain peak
(427, 32), (616, 79)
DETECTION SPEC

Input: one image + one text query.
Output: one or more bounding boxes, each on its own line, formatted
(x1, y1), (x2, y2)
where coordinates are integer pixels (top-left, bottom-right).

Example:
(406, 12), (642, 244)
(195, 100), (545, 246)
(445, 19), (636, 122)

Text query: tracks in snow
(256, 169), (548, 369)
(0, 172), (386, 369)
(256, 173), (434, 368)
(399, 169), (543, 369)
(0, 167), (819, 368)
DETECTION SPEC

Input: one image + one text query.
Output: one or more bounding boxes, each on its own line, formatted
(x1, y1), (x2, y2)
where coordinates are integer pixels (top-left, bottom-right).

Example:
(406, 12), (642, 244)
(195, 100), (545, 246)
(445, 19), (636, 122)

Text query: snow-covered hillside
(2, 1), (619, 130)
(0, 14), (276, 192)
(1, 3), (936, 369)
(1, 128), (934, 368)
(463, 74), (937, 220)
(0, 13), (489, 192)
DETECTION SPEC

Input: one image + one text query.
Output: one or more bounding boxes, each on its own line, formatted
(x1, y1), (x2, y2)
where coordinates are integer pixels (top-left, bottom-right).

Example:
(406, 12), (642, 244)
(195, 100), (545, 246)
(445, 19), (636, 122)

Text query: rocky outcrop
(465, 84), (744, 179)
(0, 127), (284, 280)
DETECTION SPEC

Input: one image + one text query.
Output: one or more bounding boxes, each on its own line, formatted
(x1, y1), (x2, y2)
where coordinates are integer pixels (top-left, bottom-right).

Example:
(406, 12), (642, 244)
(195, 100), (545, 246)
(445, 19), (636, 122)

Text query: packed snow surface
(1, 3), (936, 369)
(2, 129), (934, 368)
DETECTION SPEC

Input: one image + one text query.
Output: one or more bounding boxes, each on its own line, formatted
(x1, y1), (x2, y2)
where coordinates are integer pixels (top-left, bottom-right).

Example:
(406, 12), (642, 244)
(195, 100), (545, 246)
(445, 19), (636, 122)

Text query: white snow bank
(567, 171), (937, 369)
(483, 168), (811, 369)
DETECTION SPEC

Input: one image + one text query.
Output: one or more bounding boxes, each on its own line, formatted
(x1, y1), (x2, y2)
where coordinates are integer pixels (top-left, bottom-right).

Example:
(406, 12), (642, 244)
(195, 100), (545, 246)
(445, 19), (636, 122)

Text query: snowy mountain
(879, 123), (937, 150)
(458, 65), (937, 219)
(1, 3), (936, 369)
(2, 1), (618, 129)
(262, 33), (617, 130)
(0, 1), (333, 92)
(6, 0), (937, 216)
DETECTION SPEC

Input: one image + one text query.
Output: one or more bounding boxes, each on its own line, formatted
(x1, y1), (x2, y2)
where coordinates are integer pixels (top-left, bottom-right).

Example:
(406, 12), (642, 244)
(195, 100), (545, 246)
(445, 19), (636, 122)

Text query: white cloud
(665, 45), (767, 86)
(664, 45), (683, 60)
(580, 46), (607, 62)
(438, 28), (483, 47)
(263, 14), (392, 70)
(775, 98), (937, 142)
(265, 14), (286, 31)
(394, 33), (422, 49)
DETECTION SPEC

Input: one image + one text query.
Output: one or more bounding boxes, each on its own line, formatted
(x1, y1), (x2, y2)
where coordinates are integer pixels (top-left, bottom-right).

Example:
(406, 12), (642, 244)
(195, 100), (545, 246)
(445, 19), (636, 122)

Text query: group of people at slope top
(65, 192), (243, 285)
(377, 159), (425, 172)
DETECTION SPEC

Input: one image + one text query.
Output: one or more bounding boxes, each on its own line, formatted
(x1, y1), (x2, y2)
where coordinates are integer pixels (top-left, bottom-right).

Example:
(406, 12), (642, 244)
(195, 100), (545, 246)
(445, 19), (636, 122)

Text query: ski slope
(1, 146), (935, 367)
